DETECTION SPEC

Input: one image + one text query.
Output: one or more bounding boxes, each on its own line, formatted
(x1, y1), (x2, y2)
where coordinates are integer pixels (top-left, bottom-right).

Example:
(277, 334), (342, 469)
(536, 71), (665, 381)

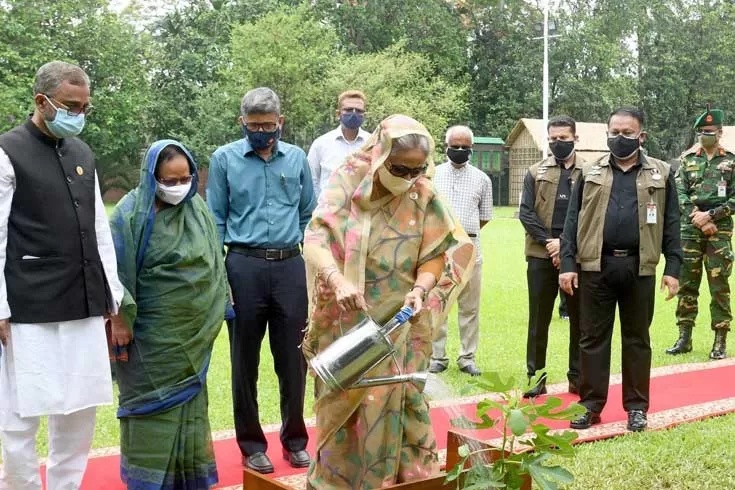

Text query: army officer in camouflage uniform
(667, 105), (734, 360)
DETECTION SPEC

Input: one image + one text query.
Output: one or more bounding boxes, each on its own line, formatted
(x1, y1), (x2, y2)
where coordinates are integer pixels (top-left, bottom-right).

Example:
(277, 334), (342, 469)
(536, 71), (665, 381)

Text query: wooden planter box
(243, 430), (531, 489)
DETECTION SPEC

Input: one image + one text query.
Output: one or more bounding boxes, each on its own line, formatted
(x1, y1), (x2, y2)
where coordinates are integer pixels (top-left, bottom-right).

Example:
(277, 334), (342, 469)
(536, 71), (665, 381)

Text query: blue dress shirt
(206, 138), (316, 249)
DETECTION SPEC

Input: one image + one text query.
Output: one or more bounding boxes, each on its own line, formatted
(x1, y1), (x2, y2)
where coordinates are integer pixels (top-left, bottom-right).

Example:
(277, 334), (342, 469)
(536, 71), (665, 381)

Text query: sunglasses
(158, 175), (193, 187)
(386, 162), (427, 178)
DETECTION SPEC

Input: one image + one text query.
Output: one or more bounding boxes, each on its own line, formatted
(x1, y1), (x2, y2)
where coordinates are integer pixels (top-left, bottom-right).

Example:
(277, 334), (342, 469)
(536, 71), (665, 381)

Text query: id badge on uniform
(646, 203), (657, 224)
(718, 180), (727, 198)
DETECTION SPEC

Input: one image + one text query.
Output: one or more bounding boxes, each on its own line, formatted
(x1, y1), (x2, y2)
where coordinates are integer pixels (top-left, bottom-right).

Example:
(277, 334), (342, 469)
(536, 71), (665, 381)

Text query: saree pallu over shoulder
(302, 116), (475, 488)
(109, 139), (226, 417)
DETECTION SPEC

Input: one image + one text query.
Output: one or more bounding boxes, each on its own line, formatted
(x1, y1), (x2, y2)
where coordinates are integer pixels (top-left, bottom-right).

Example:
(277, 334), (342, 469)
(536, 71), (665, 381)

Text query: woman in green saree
(302, 115), (476, 489)
(108, 140), (227, 489)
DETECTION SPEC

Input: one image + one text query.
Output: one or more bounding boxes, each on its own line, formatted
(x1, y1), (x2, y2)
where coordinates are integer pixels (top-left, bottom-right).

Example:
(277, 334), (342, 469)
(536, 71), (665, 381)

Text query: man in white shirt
(0, 61), (123, 490)
(308, 90), (371, 198)
(430, 125), (493, 376)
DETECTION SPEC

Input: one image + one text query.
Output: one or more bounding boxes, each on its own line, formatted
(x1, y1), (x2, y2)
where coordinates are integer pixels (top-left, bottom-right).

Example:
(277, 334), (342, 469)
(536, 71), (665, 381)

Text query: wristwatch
(708, 209), (716, 218)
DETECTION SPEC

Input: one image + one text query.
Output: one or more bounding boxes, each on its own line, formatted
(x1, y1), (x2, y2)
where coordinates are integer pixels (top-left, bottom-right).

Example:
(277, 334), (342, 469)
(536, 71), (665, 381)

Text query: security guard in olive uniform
(667, 105), (734, 360)
(560, 107), (681, 432)
(519, 115), (583, 398)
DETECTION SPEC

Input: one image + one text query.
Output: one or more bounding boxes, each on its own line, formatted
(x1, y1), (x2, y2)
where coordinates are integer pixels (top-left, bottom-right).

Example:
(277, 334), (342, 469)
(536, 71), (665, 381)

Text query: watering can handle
(394, 306), (414, 324)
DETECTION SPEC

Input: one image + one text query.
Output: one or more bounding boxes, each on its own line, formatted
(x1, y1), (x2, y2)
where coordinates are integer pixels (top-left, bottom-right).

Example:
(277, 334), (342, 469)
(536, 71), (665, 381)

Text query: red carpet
(73, 362), (735, 489)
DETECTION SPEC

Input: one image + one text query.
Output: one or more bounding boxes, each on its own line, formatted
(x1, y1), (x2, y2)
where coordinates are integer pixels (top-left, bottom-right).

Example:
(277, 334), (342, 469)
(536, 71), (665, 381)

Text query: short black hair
(547, 116), (576, 134)
(155, 145), (188, 178)
(608, 106), (645, 127)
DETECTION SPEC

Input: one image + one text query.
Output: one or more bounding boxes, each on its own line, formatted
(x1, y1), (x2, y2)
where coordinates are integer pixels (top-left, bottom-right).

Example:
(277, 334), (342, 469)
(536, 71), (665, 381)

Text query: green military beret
(694, 103), (724, 128)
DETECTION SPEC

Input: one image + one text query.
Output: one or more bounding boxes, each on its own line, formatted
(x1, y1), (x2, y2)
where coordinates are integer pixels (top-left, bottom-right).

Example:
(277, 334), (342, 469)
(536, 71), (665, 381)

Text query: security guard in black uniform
(560, 107), (682, 432)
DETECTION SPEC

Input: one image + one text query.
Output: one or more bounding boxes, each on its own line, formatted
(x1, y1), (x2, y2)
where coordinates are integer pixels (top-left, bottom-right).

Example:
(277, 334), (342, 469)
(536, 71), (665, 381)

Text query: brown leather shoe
(243, 452), (274, 474)
(283, 448), (311, 468)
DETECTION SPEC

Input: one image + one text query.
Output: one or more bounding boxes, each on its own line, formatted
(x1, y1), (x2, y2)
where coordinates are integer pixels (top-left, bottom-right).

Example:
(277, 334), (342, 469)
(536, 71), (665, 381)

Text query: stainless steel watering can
(310, 306), (429, 393)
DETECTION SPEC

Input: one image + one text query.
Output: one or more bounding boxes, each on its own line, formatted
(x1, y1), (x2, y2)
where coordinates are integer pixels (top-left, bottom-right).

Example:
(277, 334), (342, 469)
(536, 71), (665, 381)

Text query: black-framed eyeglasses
(386, 162), (427, 178)
(157, 175), (193, 187)
(244, 121), (279, 132)
(44, 94), (94, 117)
(341, 108), (365, 114)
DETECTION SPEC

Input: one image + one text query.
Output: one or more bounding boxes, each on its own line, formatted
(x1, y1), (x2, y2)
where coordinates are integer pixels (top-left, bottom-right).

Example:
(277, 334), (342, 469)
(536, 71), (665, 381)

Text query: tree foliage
(1, 0), (735, 194)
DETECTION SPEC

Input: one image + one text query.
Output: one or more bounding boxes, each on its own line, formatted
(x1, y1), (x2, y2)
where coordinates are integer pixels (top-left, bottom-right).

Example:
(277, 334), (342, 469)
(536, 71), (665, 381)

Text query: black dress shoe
(244, 452), (274, 474)
(627, 409), (647, 432)
(428, 361), (447, 374)
(459, 363), (481, 376)
(523, 373), (547, 399)
(283, 448), (311, 468)
(570, 410), (601, 429)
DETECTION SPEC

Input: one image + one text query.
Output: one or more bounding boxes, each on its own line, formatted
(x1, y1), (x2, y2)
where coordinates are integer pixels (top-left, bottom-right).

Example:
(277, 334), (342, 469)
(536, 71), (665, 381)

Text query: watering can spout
(349, 371), (429, 392)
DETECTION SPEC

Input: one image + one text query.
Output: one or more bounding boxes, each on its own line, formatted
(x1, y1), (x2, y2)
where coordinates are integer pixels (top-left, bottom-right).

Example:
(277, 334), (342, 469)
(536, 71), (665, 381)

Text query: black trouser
(226, 251), (309, 456)
(558, 290), (568, 316)
(526, 257), (581, 382)
(579, 255), (655, 414)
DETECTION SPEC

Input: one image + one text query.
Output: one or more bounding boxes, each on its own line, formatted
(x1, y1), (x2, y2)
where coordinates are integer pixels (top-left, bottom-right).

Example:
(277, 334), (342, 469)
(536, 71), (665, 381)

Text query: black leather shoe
(459, 363), (481, 376)
(428, 361), (447, 374)
(244, 452), (274, 474)
(627, 409), (647, 432)
(666, 326), (693, 355)
(283, 448), (311, 468)
(523, 373), (547, 399)
(710, 330), (727, 360)
(570, 410), (601, 429)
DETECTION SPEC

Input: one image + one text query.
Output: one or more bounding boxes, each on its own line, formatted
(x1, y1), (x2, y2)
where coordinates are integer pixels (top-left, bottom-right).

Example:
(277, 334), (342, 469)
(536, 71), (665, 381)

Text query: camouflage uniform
(675, 146), (735, 334)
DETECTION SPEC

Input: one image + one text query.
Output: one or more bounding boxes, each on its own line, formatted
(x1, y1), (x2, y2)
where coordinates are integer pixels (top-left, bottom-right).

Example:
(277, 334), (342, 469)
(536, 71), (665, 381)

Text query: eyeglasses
(244, 121), (279, 132)
(158, 175), (193, 187)
(385, 162), (427, 178)
(341, 108), (365, 114)
(696, 131), (718, 136)
(44, 95), (94, 117)
(448, 145), (472, 150)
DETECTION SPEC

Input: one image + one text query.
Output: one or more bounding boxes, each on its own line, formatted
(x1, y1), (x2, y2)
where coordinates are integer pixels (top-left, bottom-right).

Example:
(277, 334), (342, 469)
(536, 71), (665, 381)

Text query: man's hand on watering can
(330, 272), (368, 312)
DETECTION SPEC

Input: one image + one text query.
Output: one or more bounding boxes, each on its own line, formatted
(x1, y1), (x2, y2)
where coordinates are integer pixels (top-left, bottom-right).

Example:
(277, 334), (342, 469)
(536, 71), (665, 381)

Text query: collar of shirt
(608, 152), (644, 173)
(241, 138), (285, 160)
(333, 126), (370, 144)
(444, 159), (470, 171)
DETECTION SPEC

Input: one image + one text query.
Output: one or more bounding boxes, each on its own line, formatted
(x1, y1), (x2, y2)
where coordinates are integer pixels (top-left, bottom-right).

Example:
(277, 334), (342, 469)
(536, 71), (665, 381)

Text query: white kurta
(0, 148), (124, 426)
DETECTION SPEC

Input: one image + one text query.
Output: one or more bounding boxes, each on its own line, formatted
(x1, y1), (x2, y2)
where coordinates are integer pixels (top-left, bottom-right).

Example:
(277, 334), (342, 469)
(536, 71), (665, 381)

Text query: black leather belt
(229, 245), (301, 261)
(603, 249), (638, 257)
(468, 233), (478, 238)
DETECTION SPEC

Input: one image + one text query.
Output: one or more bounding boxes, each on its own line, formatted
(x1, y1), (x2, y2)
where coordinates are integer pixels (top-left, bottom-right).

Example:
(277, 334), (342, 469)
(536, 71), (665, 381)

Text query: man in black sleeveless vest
(0, 61), (123, 490)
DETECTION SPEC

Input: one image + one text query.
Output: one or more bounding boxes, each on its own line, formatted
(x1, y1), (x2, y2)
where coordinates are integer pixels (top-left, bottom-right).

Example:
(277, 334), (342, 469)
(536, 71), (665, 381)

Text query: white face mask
(156, 182), (192, 205)
(377, 166), (416, 195)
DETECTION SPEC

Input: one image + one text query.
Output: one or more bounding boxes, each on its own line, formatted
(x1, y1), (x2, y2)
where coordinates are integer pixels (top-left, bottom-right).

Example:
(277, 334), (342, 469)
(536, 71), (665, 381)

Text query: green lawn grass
(9, 205), (735, 488)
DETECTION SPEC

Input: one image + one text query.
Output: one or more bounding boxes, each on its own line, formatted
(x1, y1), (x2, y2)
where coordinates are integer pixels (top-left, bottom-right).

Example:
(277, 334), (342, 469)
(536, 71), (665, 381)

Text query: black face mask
(607, 134), (640, 160)
(549, 140), (575, 160)
(447, 147), (472, 164)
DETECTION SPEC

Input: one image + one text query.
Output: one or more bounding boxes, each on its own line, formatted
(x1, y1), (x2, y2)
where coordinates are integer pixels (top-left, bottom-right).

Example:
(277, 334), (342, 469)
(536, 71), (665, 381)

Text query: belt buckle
(265, 249), (282, 261)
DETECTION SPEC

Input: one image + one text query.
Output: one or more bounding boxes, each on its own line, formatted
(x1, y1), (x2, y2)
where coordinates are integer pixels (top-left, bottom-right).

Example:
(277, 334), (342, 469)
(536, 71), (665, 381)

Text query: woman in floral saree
(108, 140), (226, 489)
(302, 115), (476, 489)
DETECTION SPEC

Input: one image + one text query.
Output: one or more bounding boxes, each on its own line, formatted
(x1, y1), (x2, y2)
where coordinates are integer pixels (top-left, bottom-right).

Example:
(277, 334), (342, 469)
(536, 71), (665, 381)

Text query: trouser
(525, 257), (580, 382)
(558, 290), (568, 316)
(0, 407), (97, 490)
(676, 230), (733, 331)
(431, 262), (482, 369)
(226, 251), (309, 456)
(579, 255), (655, 413)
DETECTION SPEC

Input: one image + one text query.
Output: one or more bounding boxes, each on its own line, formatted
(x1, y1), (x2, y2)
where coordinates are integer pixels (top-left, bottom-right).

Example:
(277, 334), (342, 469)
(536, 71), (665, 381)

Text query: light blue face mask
(43, 95), (86, 139)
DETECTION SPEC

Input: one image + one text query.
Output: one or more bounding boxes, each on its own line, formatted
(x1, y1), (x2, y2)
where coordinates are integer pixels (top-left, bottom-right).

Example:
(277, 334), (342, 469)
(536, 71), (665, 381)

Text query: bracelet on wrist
(411, 284), (428, 298)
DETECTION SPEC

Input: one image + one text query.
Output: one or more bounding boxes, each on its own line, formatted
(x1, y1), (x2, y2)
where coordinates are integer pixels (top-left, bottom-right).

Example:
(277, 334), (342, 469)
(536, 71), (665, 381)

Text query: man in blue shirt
(207, 87), (316, 474)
